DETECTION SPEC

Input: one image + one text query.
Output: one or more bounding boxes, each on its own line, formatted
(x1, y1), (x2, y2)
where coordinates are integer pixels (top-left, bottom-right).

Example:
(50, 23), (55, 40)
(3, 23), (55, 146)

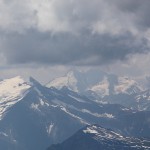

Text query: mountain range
(0, 70), (150, 150)
(47, 125), (150, 150)
(47, 70), (150, 111)
(47, 70), (143, 95)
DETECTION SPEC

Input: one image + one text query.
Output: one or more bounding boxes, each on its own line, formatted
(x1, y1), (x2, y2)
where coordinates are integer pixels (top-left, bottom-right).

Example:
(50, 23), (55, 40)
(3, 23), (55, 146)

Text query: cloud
(1, 29), (148, 66)
(1, 0), (150, 33)
(0, 0), (150, 66)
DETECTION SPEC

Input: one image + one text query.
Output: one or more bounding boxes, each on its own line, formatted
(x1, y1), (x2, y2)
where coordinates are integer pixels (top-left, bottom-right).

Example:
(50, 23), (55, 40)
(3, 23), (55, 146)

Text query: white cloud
(0, 0), (149, 36)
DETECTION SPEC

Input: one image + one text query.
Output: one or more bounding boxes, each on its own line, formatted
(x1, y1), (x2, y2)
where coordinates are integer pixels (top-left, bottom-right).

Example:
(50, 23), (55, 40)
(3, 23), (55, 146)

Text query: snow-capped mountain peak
(114, 76), (143, 95)
(47, 71), (78, 92)
(90, 77), (109, 97)
(0, 76), (31, 120)
(47, 70), (144, 97)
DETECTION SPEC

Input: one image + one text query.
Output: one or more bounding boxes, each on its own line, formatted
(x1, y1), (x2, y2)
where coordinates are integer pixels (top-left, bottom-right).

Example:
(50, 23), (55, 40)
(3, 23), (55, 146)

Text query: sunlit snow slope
(47, 71), (78, 92)
(0, 76), (31, 120)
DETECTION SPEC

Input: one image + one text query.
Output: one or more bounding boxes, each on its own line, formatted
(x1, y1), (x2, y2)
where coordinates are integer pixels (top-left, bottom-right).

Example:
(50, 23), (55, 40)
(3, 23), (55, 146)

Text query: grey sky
(0, 0), (150, 83)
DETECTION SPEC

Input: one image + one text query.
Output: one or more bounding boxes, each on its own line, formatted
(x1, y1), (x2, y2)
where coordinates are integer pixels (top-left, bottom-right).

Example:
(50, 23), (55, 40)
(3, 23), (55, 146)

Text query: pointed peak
(29, 76), (36, 82)
(29, 76), (42, 87)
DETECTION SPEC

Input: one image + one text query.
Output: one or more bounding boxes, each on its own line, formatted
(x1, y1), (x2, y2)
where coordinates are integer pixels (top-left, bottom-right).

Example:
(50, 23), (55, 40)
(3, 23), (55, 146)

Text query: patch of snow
(60, 106), (88, 124)
(0, 132), (8, 137)
(90, 77), (109, 97)
(121, 108), (130, 111)
(68, 94), (86, 103)
(83, 127), (98, 134)
(0, 76), (31, 120)
(39, 98), (51, 107)
(45, 102), (50, 107)
(46, 123), (54, 135)
(39, 99), (45, 106)
(83, 125), (125, 141)
(82, 109), (115, 118)
(30, 103), (41, 112)
(50, 104), (58, 108)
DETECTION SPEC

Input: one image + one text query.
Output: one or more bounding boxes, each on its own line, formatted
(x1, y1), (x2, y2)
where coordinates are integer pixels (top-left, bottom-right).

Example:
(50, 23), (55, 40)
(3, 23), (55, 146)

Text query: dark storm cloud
(0, 0), (150, 66)
(110, 0), (150, 29)
(1, 29), (148, 65)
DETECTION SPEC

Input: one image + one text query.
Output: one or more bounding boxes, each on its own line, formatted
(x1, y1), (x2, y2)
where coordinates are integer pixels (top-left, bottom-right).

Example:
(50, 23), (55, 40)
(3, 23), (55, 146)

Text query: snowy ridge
(90, 76), (143, 96)
(68, 94), (86, 103)
(90, 77), (109, 97)
(114, 77), (142, 95)
(47, 70), (144, 97)
(47, 71), (78, 92)
(60, 106), (88, 124)
(81, 109), (114, 118)
(47, 76), (69, 90)
(0, 76), (31, 120)
(83, 125), (125, 140)
(135, 90), (150, 102)
(48, 124), (150, 150)
(83, 125), (150, 149)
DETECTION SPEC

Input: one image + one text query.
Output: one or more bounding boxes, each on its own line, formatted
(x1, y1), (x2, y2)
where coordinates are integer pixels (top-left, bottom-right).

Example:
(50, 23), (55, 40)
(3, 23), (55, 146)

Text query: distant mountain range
(47, 125), (150, 150)
(47, 70), (150, 111)
(47, 70), (143, 95)
(0, 71), (150, 150)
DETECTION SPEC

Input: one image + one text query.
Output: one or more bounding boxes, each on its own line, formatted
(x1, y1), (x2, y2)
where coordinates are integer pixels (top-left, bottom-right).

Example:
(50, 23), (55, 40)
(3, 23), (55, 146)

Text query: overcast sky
(0, 0), (150, 83)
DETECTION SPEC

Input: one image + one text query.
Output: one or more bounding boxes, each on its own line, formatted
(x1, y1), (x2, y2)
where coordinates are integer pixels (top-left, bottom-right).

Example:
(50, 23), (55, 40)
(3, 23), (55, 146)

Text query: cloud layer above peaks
(0, 0), (150, 66)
